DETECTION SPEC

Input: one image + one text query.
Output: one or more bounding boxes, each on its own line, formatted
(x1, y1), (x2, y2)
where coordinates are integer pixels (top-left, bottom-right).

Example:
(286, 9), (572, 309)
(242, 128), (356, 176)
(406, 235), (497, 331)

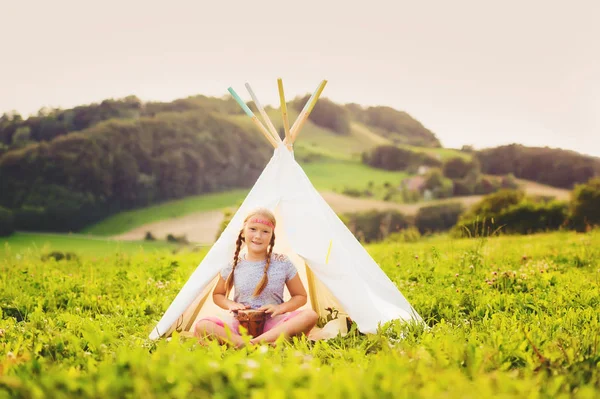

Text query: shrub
(468, 189), (525, 217)
(144, 231), (156, 241)
(415, 203), (465, 234)
(453, 196), (568, 236)
(497, 200), (568, 234)
(568, 177), (600, 231)
(41, 251), (79, 262)
(166, 234), (189, 244)
(342, 187), (364, 198)
(384, 227), (421, 243)
(344, 210), (411, 243)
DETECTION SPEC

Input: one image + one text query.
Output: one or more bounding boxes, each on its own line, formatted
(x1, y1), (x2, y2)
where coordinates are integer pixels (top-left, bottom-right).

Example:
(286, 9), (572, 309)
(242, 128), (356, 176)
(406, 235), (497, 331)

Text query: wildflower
(455, 273), (459, 277)
(414, 255), (419, 260)
(469, 265), (474, 270)
(242, 372), (254, 379)
(246, 359), (259, 369)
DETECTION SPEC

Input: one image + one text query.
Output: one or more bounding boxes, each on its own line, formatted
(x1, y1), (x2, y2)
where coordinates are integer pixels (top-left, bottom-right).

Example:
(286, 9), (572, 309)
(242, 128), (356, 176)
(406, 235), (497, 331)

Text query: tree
(424, 168), (453, 198)
(476, 144), (600, 189)
(0, 206), (14, 236)
(11, 126), (32, 146)
(293, 96), (351, 135)
(569, 177), (600, 231)
(443, 157), (478, 179)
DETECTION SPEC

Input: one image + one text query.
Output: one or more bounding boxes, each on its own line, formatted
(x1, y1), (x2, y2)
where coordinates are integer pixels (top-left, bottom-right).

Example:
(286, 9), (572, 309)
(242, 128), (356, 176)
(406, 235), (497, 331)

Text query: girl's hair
(225, 208), (276, 298)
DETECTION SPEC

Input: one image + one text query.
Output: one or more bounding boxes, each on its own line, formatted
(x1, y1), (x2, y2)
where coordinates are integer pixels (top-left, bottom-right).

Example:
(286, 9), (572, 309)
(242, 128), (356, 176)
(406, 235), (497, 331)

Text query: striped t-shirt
(220, 253), (298, 309)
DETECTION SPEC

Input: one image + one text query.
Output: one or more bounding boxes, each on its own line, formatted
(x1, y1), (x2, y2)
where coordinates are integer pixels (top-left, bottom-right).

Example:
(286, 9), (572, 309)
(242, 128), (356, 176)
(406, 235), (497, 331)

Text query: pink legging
(198, 310), (303, 335)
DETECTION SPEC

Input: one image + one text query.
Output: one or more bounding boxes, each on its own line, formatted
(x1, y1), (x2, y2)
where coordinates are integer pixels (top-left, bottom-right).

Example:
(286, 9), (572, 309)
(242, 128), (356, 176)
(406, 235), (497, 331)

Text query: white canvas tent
(149, 80), (422, 340)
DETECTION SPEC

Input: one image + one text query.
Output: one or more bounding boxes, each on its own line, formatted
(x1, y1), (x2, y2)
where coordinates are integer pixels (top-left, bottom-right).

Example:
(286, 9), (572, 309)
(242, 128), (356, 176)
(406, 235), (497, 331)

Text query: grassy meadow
(302, 161), (407, 192)
(80, 158), (408, 238)
(1, 233), (178, 260)
(1, 230), (598, 398)
(82, 190), (249, 236)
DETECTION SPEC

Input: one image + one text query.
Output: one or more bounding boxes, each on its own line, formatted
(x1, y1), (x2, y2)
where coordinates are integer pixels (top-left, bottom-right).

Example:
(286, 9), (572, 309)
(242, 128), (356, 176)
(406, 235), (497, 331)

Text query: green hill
(1, 92), (596, 235)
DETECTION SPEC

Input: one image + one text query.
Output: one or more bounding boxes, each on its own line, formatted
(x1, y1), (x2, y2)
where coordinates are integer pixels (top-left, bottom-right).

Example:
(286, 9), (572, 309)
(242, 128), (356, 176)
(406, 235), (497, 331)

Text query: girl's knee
(303, 309), (319, 325)
(194, 320), (213, 335)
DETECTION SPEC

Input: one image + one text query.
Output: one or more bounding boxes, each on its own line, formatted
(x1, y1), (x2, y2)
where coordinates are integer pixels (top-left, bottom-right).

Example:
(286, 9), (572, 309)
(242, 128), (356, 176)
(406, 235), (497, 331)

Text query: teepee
(149, 80), (422, 340)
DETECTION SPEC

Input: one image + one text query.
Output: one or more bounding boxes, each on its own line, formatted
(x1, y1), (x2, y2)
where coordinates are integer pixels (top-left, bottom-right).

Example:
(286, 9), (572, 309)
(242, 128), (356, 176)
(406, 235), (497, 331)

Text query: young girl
(194, 208), (318, 346)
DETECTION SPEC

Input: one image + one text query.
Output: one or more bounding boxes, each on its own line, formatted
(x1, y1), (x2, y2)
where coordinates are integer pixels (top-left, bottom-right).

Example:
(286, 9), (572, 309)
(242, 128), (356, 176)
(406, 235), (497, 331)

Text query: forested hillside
(476, 144), (600, 189)
(0, 96), (244, 151)
(0, 93), (597, 235)
(0, 110), (270, 231)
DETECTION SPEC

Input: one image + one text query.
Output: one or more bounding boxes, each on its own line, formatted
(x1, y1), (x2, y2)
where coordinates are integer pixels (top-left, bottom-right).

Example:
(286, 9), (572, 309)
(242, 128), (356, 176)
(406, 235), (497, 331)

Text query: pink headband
(249, 218), (274, 229)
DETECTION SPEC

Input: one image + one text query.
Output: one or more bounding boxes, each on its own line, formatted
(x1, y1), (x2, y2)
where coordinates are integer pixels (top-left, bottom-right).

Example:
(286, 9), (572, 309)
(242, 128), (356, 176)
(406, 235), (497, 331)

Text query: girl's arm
(213, 275), (248, 311)
(259, 274), (307, 316)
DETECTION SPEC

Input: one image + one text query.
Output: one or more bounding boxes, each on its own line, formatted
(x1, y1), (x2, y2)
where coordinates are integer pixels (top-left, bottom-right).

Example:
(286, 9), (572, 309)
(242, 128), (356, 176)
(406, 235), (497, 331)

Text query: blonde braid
(253, 233), (275, 296)
(225, 230), (244, 298)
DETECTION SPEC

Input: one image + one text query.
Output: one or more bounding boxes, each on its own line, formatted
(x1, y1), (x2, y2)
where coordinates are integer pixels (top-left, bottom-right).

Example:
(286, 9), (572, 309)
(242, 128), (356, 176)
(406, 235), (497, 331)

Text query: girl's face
(243, 219), (274, 255)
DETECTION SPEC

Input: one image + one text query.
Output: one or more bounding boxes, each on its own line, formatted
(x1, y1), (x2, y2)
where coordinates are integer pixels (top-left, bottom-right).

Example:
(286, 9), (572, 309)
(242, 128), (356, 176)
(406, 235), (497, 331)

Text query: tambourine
(234, 309), (267, 337)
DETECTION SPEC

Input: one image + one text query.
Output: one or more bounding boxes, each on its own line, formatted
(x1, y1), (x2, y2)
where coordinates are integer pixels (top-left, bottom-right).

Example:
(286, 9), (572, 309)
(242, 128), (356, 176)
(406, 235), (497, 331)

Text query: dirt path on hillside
(112, 192), (485, 244)
(320, 192), (483, 214)
(113, 210), (224, 245)
(515, 179), (570, 200)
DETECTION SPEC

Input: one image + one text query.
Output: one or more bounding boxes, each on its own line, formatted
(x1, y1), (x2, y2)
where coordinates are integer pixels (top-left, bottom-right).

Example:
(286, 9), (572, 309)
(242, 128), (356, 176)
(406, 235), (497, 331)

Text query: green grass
(82, 190), (248, 236)
(1, 232), (178, 259)
(0, 230), (598, 397)
(301, 160), (408, 192)
(396, 143), (472, 161)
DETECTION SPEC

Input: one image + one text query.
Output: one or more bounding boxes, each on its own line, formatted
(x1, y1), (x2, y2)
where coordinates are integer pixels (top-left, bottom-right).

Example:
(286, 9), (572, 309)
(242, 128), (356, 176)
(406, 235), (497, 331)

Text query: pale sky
(2, 0), (599, 156)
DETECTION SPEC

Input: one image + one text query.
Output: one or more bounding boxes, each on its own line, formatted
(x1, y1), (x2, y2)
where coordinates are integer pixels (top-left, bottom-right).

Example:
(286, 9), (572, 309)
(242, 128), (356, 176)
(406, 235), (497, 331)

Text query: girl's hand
(258, 304), (285, 317)
(228, 302), (249, 312)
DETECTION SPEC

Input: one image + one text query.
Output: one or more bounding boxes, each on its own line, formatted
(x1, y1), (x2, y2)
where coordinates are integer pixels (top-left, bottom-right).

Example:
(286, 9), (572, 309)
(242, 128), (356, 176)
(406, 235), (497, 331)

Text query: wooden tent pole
(289, 80), (327, 143)
(245, 83), (282, 145)
(277, 78), (293, 150)
(227, 87), (278, 148)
